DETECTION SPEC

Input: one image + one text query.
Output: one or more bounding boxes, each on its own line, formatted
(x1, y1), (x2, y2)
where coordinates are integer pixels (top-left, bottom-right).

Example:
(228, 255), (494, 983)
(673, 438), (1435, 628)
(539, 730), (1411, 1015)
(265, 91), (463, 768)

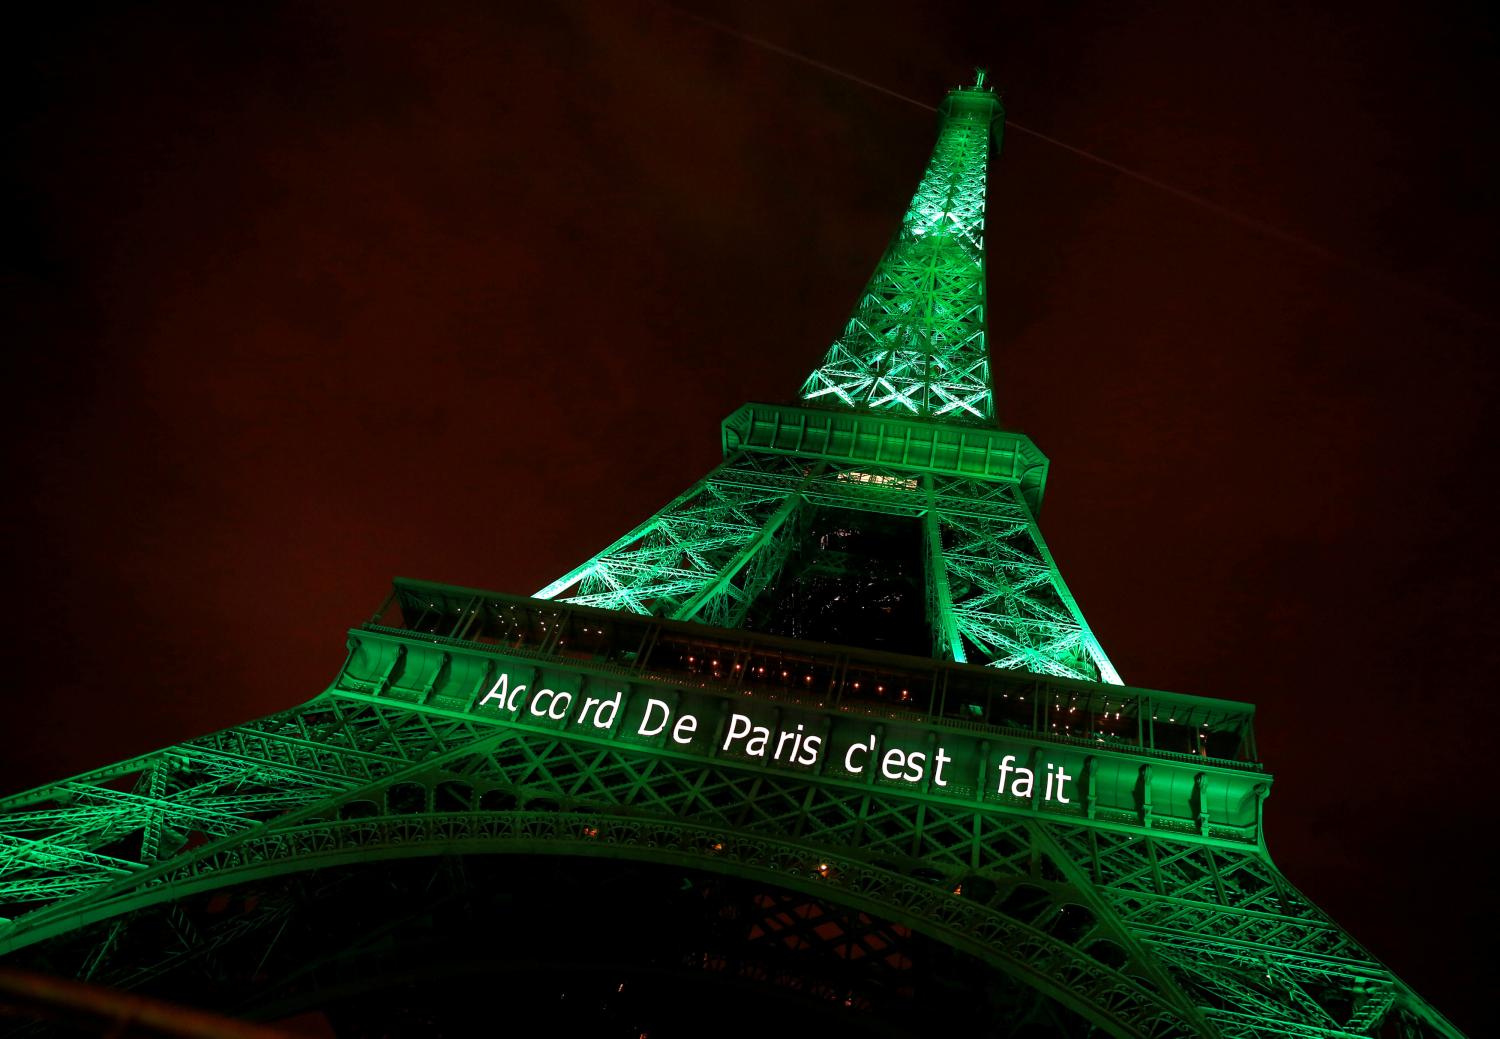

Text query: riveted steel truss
(0, 686), (1459, 1037)
(537, 451), (1119, 685)
(0, 76), (1465, 1039)
(534, 453), (816, 629)
(800, 86), (998, 422)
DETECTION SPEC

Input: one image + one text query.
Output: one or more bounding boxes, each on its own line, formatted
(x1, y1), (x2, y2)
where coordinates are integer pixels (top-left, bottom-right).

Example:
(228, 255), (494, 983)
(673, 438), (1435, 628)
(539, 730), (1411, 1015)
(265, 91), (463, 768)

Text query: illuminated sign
(337, 627), (1265, 833)
(475, 668), (1085, 805)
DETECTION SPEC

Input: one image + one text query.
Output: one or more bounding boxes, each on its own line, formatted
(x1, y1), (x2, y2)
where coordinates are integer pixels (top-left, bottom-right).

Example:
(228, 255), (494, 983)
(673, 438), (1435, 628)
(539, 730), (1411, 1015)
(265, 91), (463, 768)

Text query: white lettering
(528, 687), (553, 717)
(996, 754), (1016, 794)
(479, 673), (526, 712)
(1055, 766), (1073, 804)
(1012, 765), (1034, 798)
(529, 687), (571, 720)
(880, 748), (906, 780)
(722, 713), (752, 750)
(638, 698), (672, 737)
(932, 747), (952, 787)
(721, 713), (771, 757)
(775, 727), (799, 762)
(578, 690), (623, 730)
(595, 690), (622, 729)
(671, 713), (698, 745)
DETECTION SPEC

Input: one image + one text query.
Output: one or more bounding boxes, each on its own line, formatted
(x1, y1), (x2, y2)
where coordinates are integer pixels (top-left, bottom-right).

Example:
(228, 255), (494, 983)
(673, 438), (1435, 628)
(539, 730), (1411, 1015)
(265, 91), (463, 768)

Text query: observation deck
(345, 579), (1268, 846)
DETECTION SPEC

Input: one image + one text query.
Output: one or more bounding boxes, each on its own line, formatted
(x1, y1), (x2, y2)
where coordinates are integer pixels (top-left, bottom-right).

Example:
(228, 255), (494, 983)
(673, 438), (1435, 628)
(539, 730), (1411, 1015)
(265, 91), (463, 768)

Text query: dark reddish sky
(9, 2), (1496, 1031)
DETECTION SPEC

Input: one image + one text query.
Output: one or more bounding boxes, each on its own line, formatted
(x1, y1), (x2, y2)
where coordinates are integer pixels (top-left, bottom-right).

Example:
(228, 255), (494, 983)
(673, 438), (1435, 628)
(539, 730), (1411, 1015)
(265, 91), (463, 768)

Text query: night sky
(9, 2), (1496, 1032)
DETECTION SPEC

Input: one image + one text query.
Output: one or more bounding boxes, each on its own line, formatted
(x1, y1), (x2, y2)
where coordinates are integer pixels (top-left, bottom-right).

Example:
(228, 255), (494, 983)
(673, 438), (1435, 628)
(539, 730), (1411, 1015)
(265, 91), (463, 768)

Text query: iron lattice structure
(800, 84), (995, 422)
(0, 77), (1463, 1038)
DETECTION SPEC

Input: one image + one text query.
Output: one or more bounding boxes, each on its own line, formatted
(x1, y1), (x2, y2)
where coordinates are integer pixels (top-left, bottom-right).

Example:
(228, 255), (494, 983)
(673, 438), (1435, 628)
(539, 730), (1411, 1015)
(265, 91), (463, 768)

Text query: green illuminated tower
(0, 75), (1463, 1038)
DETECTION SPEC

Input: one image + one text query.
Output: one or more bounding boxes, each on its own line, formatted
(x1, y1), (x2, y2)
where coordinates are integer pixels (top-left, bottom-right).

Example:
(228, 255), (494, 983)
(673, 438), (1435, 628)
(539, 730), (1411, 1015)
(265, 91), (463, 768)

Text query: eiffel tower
(0, 73), (1463, 1039)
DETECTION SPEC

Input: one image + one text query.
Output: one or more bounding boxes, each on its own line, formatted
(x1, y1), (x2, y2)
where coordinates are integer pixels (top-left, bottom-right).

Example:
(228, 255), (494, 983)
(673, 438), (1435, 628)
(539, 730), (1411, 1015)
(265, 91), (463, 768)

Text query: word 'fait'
(478, 674), (1075, 803)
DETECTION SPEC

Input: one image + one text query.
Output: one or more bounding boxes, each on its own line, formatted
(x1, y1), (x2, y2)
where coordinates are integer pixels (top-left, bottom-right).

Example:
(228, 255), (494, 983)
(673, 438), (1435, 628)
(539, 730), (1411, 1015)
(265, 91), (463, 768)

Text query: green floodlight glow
(0, 75), (1466, 1039)
(532, 78), (1117, 686)
(800, 83), (1001, 423)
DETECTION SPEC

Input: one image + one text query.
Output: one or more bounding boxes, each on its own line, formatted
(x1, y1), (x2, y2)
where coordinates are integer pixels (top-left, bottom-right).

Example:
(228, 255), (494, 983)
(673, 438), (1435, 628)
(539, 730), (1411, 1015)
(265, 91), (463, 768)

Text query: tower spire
(0, 76), (1465, 1039)
(800, 79), (1002, 423)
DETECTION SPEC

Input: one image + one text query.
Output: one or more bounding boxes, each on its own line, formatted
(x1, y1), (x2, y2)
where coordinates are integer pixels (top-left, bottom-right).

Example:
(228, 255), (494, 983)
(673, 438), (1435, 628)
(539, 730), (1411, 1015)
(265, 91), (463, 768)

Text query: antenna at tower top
(973, 67), (988, 89)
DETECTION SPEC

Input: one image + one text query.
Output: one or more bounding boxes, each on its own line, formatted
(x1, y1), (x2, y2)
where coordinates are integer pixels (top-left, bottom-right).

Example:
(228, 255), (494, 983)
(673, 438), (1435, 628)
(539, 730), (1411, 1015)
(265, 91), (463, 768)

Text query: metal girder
(0, 75), (1464, 1039)
(671, 463), (822, 627)
(0, 697), (1199, 1037)
(930, 475), (1121, 684)
(534, 453), (812, 620)
(801, 86), (1000, 423)
(0, 698), (501, 928)
(537, 448), (1120, 685)
(0, 684), (1461, 1038)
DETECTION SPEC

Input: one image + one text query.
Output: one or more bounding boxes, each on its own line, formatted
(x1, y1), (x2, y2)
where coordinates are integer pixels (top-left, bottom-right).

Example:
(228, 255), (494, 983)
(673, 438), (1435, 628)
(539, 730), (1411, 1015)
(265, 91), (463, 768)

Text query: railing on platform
(369, 577), (1261, 771)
